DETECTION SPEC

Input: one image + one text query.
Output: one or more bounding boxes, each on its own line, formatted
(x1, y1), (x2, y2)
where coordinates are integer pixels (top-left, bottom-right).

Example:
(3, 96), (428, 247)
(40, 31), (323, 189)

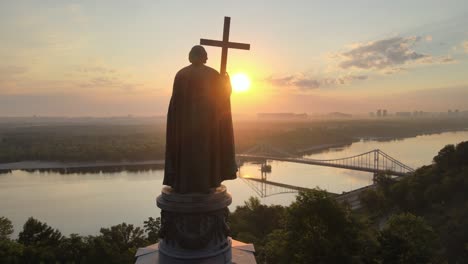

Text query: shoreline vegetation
(0, 118), (467, 172)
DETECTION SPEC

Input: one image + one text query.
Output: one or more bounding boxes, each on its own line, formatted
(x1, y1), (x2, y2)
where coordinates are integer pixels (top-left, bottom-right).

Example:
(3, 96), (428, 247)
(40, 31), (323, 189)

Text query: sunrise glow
(231, 73), (251, 93)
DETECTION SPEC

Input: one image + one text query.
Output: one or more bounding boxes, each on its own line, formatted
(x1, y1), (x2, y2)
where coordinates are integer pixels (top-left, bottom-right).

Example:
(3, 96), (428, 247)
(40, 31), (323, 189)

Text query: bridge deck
(242, 177), (338, 195)
(236, 154), (411, 177)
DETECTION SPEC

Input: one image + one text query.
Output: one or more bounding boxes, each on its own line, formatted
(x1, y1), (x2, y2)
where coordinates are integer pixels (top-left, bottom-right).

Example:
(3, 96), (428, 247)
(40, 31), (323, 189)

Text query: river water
(1, 131), (467, 237)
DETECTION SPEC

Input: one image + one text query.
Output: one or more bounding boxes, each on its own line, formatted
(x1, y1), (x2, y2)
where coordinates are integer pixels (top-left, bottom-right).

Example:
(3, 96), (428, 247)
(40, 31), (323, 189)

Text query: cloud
(76, 66), (116, 74)
(464, 41), (468, 53)
(72, 65), (139, 92)
(439, 56), (456, 64)
(78, 76), (139, 92)
(418, 55), (456, 65)
(266, 36), (457, 91)
(0, 66), (28, 78)
(266, 74), (367, 90)
(337, 36), (430, 70)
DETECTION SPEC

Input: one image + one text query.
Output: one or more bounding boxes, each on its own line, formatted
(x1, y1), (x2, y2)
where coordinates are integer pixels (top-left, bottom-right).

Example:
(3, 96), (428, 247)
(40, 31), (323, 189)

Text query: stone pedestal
(156, 185), (233, 263)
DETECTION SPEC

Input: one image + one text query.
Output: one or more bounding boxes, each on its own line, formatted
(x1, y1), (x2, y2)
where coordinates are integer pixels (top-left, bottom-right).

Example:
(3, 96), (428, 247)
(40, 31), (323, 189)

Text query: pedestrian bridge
(236, 144), (415, 177)
(236, 144), (415, 209)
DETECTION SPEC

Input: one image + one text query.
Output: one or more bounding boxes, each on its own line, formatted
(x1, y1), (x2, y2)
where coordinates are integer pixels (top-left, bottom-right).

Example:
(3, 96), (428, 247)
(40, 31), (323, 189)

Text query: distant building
(327, 112), (352, 118)
(375, 109), (387, 118)
(412, 111), (427, 117)
(396, 112), (412, 117)
(257, 113), (308, 120)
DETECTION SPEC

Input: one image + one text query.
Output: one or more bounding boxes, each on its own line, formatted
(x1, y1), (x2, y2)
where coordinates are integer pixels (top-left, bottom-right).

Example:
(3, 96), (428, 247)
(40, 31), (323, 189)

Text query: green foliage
(85, 222), (147, 263)
(143, 217), (161, 244)
(0, 124), (166, 162)
(358, 188), (389, 217)
(359, 141), (468, 262)
(0, 239), (23, 264)
(229, 197), (285, 261)
(100, 223), (146, 250)
(18, 217), (62, 247)
(275, 190), (375, 264)
(230, 191), (379, 263)
(433, 144), (457, 170)
(230, 197), (285, 243)
(0, 216), (158, 264)
(17, 217), (63, 263)
(233, 149), (468, 264)
(0, 216), (14, 241)
(379, 213), (437, 264)
(261, 229), (289, 263)
(434, 141), (468, 170)
(56, 234), (88, 264)
(2, 118), (467, 163)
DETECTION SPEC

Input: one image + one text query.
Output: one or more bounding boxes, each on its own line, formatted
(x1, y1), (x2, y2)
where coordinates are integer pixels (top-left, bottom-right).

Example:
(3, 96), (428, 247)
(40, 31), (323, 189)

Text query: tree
(0, 217), (21, 263)
(453, 141), (468, 168)
(359, 188), (389, 217)
(17, 217), (63, 263)
(230, 197), (285, 243)
(264, 190), (376, 264)
(433, 144), (456, 170)
(143, 217), (161, 244)
(86, 222), (147, 264)
(0, 217), (13, 241)
(373, 173), (396, 196)
(379, 213), (437, 264)
(99, 222), (146, 250)
(0, 239), (23, 264)
(18, 217), (62, 247)
(261, 229), (289, 264)
(229, 197), (285, 262)
(56, 234), (89, 264)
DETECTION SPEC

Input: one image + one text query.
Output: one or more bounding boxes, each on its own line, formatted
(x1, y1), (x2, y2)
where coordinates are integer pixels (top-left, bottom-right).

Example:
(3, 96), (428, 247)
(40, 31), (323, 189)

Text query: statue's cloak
(163, 64), (237, 193)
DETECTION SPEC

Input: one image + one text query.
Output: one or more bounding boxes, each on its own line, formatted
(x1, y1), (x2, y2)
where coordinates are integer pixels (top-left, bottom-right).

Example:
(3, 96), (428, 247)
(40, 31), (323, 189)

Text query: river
(1, 131), (467, 237)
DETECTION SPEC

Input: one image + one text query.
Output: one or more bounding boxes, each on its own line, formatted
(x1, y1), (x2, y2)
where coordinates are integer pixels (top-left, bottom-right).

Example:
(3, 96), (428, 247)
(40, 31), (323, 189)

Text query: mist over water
(1, 131), (467, 237)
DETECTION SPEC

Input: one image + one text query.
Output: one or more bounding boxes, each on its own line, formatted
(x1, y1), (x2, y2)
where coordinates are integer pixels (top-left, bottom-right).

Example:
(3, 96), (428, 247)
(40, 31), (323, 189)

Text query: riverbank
(1, 118), (467, 169)
(0, 160), (164, 171)
(2, 128), (468, 172)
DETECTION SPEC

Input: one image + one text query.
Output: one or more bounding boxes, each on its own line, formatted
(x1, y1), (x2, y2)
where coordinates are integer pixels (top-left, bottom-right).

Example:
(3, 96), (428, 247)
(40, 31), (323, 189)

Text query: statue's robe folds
(163, 64), (237, 193)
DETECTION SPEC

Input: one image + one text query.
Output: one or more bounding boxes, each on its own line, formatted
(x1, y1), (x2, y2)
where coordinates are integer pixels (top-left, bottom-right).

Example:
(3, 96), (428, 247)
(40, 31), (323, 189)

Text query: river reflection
(1, 131), (467, 236)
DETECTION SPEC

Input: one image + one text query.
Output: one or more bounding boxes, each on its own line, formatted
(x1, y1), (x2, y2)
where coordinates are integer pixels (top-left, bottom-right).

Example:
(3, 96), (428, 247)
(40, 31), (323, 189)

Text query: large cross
(200, 16), (250, 75)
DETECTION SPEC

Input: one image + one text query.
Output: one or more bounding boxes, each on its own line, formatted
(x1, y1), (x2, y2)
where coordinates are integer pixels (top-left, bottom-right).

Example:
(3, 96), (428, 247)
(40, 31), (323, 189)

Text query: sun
(231, 73), (251, 93)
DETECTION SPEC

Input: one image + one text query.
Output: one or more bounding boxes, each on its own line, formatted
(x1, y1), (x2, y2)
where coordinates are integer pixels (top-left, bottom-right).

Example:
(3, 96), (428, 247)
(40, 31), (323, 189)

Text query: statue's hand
(222, 72), (231, 83)
(223, 73), (232, 95)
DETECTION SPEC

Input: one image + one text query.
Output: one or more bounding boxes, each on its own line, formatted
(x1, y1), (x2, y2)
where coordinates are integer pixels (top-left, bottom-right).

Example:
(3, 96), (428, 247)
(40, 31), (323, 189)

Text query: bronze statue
(163, 45), (237, 193)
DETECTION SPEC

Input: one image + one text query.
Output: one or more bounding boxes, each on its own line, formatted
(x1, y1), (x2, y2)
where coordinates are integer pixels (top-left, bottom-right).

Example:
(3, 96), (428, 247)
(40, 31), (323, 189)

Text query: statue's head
(189, 45), (208, 65)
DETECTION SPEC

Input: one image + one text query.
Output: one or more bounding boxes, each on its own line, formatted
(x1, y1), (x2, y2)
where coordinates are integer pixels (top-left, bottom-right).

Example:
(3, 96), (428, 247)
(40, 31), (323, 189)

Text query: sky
(1, 0), (468, 116)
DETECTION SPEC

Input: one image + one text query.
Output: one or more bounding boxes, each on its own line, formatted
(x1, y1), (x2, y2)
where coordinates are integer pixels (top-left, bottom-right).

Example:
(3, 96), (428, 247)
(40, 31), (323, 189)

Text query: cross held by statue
(200, 16), (250, 75)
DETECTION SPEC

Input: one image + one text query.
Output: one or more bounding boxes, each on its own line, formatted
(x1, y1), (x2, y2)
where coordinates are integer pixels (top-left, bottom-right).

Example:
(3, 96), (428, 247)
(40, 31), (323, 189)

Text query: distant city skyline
(1, 0), (468, 116)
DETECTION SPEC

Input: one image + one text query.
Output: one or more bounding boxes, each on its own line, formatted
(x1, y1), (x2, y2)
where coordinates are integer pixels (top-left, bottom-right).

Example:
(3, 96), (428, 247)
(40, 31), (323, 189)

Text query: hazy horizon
(1, 1), (468, 116)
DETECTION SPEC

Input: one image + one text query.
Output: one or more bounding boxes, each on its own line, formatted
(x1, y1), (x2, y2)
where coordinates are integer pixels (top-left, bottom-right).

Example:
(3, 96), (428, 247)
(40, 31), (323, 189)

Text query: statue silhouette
(163, 45), (237, 193)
